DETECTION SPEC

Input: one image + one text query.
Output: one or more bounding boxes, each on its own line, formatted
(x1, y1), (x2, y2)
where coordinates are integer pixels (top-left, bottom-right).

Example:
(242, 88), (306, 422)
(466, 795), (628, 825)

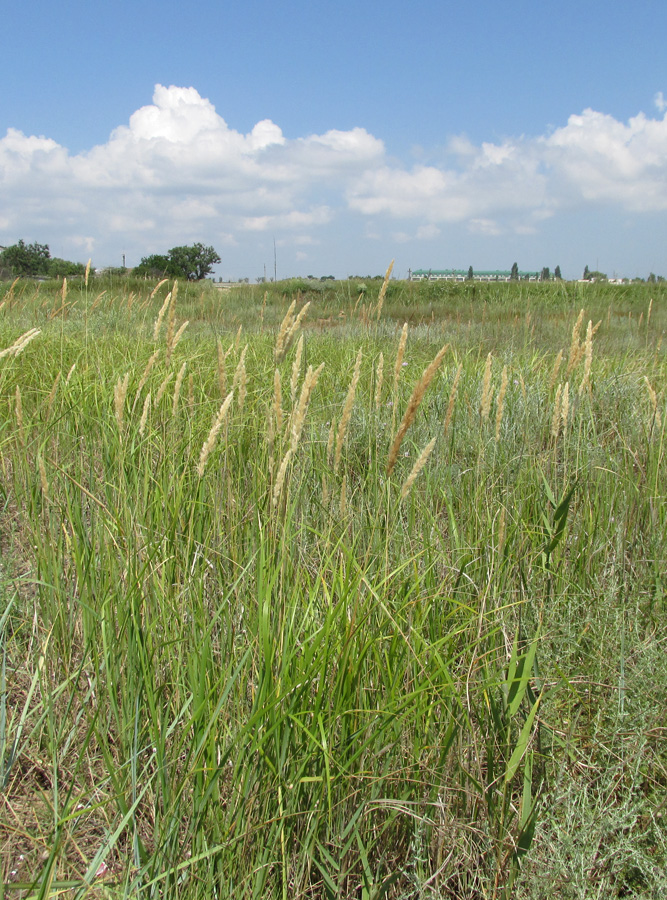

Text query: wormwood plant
(0, 276), (665, 898)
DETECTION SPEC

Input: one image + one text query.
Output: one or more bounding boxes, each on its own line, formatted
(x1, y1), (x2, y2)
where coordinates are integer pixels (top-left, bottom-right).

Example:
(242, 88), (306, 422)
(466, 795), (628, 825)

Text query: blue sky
(2, 0), (666, 279)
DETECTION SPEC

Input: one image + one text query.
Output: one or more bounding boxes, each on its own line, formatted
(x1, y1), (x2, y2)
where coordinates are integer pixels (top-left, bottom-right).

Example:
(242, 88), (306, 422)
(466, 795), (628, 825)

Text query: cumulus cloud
(1, 83), (667, 270)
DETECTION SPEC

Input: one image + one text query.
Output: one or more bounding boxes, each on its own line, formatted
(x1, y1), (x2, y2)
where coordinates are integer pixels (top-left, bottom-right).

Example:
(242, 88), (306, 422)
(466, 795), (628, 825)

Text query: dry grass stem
(272, 448), (292, 508)
(400, 436), (437, 500)
(275, 300), (296, 363)
(197, 391), (234, 477)
(165, 281), (178, 363)
(561, 382), (570, 439)
(139, 393), (151, 436)
(0, 328), (41, 360)
(172, 321), (189, 353)
(393, 323), (408, 393)
(15, 386), (24, 448)
(133, 349), (160, 411)
(155, 372), (174, 405)
(84, 259), (91, 288)
(339, 474), (347, 516)
(387, 343), (448, 476)
(374, 353), (384, 409)
(578, 320), (593, 396)
(274, 369), (283, 433)
(376, 259), (394, 321)
(291, 363), (324, 454)
(567, 308), (584, 375)
(291, 334), (304, 403)
(153, 291), (172, 341)
(38, 454), (49, 501)
(551, 384), (563, 439)
(549, 349), (563, 390)
(495, 365), (508, 441)
(149, 279), (168, 300)
(114, 373), (129, 432)
(644, 376), (662, 428)
(46, 372), (61, 419)
(233, 346), (248, 413)
(335, 348), (363, 473)
(172, 361), (187, 415)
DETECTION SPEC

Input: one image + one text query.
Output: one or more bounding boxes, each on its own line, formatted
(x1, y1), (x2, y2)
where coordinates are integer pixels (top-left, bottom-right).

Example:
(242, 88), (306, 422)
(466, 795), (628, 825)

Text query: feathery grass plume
(376, 259), (394, 321)
(234, 324), (243, 352)
(480, 352), (493, 421)
(272, 448), (292, 508)
(566, 308), (584, 375)
(217, 338), (228, 398)
(91, 289), (106, 311)
(38, 454), (49, 501)
(139, 393), (151, 436)
(393, 323), (408, 393)
(165, 281), (179, 365)
(197, 391), (234, 477)
(644, 376), (662, 429)
(326, 418), (336, 468)
(578, 320), (593, 396)
(339, 473), (347, 516)
(0, 328), (41, 360)
(374, 352), (384, 409)
(172, 321), (189, 353)
(291, 362), (325, 453)
(232, 345), (248, 413)
(273, 369), (283, 432)
(155, 371), (174, 405)
(335, 348), (363, 473)
(400, 436), (437, 500)
(15, 386), (24, 448)
(153, 291), (172, 341)
(132, 349), (160, 412)
(172, 361), (187, 415)
(46, 372), (61, 420)
(647, 297), (653, 330)
(549, 349), (564, 391)
(495, 365), (508, 442)
(443, 362), (462, 436)
(61, 277), (67, 305)
(561, 382), (570, 439)
(114, 373), (129, 432)
(497, 504), (507, 556)
(267, 404), (276, 472)
(291, 334), (304, 404)
(84, 259), (91, 288)
(149, 278), (168, 300)
(65, 363), (76, 384)
(551, 384), (563, 439)
(387, 342), (449, 476)
(275, 299), (296, 363)
(286, 301), (311, 348)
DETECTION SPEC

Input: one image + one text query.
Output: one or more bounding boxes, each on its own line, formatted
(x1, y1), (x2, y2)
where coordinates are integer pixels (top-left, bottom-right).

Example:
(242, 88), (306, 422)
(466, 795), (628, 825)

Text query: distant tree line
(134, 244), (220, 281)
(0, 240), (87, 279)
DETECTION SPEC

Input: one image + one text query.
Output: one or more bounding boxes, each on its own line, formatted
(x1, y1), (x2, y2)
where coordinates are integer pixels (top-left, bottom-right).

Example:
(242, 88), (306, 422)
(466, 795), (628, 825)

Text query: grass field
(0, 273), (665, 899)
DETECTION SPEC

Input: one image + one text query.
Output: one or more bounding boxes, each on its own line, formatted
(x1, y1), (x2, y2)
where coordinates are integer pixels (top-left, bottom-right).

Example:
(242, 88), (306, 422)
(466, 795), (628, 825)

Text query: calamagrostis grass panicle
(561, 382), (570, 439)
(335, 348), (363, 473)
(400, 436), (437, 500)
(275, 299), (297, 363)
(172, 321), (189, 354)
(393, 323), (408, 394)
(217, 338), (229, 399)
(133, 349), (160, 412)
(149, 278), (168, 300)
(387, 342), (448, 476)
(291, 362), (325, 454)
(114, 373), (129, 433)
(443, 362), (462, 436)
(0, 328), (41, 360)
(376, 259), (394, 321)
(154, 291), (172, 341)
(578, 320), (593, 396)
(566, 308), (584, 375)
(495, 365), (508, 442)
(549, 349), (564, 391)
(197, 391), (234, 477)
(84, 259), (91, 288)
(480, 352), (493, 421)
(155, 371), (174, 405)
(374, 352), (384, 409)
(46, 372), (61, 420)
(274, 369), (283, 432)
(139, 393), (151, 436)
(272, 448), (292, 508)
(291, 334), (304, 404)
(232, 345), (248, 413)
(165, 281), (179, 364)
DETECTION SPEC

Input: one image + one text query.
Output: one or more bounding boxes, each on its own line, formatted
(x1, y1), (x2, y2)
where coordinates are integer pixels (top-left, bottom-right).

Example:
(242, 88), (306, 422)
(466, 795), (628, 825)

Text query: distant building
(409, 268), (543, 282)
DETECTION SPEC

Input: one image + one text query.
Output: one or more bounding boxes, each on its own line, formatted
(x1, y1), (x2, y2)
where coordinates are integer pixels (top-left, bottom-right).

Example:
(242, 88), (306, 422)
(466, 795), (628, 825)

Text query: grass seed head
(400, 436), (437, 500)
(335, 348), (363, 473)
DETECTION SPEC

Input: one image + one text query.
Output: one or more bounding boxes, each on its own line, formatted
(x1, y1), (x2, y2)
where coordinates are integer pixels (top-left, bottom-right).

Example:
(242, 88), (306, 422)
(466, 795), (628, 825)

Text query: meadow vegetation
(0, 271), (665, 898)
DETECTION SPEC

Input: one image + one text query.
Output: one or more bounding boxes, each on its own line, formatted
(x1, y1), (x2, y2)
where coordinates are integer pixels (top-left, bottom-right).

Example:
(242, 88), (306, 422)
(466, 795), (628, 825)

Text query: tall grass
(0, 276), (665, 898)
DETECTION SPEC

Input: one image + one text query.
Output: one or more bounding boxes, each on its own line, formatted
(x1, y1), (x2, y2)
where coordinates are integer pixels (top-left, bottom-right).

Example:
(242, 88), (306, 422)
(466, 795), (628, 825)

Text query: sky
(1, 0), (666, 281)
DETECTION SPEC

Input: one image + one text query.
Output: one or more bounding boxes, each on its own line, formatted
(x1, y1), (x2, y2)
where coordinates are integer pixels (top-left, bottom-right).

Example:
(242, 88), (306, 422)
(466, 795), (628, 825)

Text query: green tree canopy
(0, 240), (51, 276)
(135, 243), (221, 281)
(510, 262), (519, 281)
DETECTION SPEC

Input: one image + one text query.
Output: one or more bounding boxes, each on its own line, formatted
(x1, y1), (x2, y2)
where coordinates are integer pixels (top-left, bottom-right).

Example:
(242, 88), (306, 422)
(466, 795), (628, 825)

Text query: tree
(0, 239), (51, 276)
(134, 243), (221, 281)
(467, 265), (474, 281)
(48, 257), (87, 278)
(540, 267), (550, 281)
(647, 272), (657, 284)
(583, 265), (590, 280)
(554, 265), (562, 280)
(510, 262), (519, 281)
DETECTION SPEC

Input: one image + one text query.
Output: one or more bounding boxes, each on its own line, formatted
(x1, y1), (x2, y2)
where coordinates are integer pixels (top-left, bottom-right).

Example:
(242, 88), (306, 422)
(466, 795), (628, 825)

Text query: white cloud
(1, 84), (667, 272)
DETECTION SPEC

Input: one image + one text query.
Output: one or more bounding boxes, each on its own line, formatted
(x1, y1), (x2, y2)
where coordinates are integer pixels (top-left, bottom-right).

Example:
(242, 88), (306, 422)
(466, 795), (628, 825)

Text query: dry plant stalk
(497, 505), (507, 556)
(232, 345), (248, 413)
(561, 382), (570, 439)
(274, 369), (283, 432)
(66, 363), (76, 384)
(15, 386), (24, 448)
(400, 436), (437, 500)
(217, 338), (228, 398)
(495, 365), (508, 442)
(480, 352), (493, 421)
(114, 373), (129, 433)
(387, 342), (449, 476)
(272, 448), (292, 508)
(38, 455), (49, 502)
(84, 259), (91, 288)
(155, 371), (174, 405)
(443, 362), (462, 435)
(326, 418), (336, 468)
(188, 374), (194, 408)
(549, 349), (564, 391)
(647, 298), (653, 330)
(139, 393), (151, 436)
(644, 376), (662, 429)
(173, 361), (187, 415)
(275, 299), (297, 363)
(335, 348), (363, 473)
(172, 321), (189, 353)
(551, 384), (563, 439)
(149, 278), (168, 300)
(374, 353), (384, 409)
(165, 281), (179, 364)
(339, 474), (347, 516)
(154, 291), (172, 341)
(133, 349), (160, 412)
(376, 259), (394, 321)
(291, 363), (325, 453)
(0, 328), (41, 360)
(197, 391), (234, 477)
